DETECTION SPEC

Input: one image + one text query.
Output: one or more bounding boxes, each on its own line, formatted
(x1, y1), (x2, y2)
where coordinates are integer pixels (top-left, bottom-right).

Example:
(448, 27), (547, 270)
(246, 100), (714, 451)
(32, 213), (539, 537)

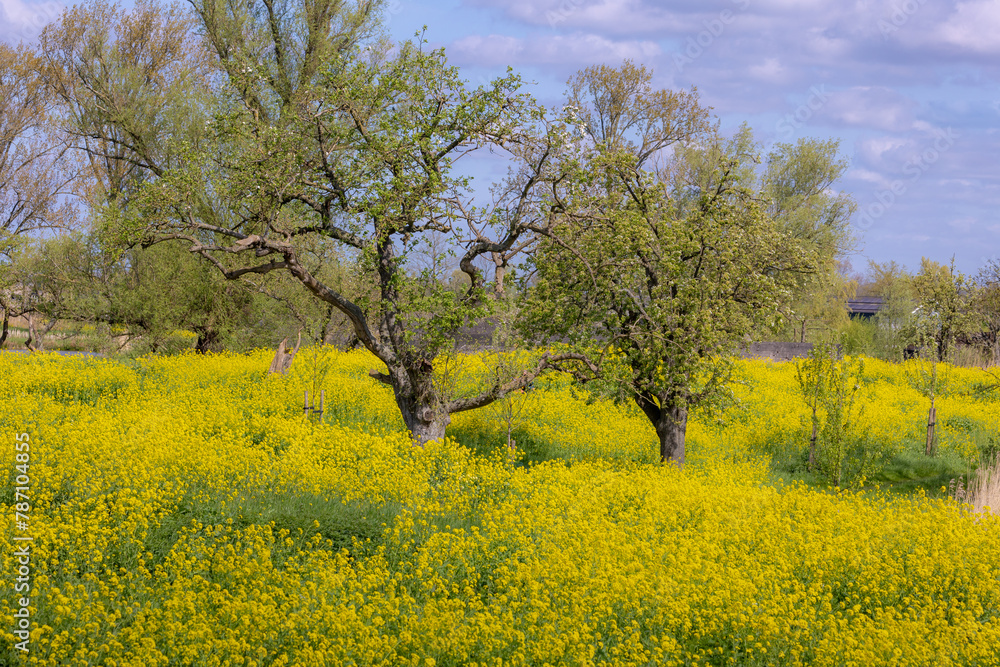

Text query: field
(2, 349), (1000, 666)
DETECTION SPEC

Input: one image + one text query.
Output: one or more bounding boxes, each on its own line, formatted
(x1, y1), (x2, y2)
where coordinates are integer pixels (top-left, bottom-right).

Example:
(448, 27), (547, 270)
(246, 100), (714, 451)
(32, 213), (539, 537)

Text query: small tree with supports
(907, 308), (951, 457)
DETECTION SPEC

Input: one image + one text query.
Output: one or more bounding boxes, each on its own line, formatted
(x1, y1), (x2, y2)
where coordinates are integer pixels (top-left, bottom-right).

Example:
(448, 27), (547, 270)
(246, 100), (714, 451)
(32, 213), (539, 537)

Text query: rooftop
(847, 296), (885, 316)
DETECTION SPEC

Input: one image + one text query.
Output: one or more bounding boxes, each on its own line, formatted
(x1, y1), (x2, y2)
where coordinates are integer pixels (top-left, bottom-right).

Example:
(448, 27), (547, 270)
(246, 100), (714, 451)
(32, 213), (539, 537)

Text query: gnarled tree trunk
(268, 332), (302, 374)
(636, 393), (688, 466)
(398, 395), (451, 444)
(25, 313), (56, 352)
(373, 360), (452, 445)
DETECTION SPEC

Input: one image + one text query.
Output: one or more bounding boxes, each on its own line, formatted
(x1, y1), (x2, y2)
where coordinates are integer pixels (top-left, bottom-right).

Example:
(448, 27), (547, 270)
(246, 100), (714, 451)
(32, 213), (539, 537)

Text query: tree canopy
(521, 64), (820, 465)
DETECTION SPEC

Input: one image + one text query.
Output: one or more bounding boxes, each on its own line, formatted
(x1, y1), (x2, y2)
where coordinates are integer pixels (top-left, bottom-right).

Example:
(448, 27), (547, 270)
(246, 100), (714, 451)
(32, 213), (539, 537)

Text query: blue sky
(383, 0), (1000, 278)
(5, 0), (1000, 277)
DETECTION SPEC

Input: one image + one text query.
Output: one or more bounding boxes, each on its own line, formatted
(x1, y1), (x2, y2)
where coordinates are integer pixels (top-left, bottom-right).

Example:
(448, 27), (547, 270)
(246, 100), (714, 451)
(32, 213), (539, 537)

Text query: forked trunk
(24, 314), (56, 352)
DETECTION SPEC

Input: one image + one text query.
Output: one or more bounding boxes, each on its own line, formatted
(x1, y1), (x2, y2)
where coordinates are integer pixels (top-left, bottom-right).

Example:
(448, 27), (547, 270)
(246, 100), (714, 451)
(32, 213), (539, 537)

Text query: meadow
(2, 348), (999, 666)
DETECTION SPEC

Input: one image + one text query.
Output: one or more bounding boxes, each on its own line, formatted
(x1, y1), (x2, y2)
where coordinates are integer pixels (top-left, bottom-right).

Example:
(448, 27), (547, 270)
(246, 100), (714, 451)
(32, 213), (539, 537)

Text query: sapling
(795, 342), (835, 471)
(820, 355), (866, 487)
(907, 308), (951, 457)
(485, 298), (531, 464)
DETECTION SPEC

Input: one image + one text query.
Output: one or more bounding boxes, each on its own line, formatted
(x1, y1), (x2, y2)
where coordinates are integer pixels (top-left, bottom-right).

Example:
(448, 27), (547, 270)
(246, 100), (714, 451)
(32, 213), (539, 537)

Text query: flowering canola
(1, 350), (998, 666)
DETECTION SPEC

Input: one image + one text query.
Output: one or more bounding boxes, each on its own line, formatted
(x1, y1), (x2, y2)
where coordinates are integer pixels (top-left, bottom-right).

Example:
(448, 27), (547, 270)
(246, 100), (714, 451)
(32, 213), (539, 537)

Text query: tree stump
(268, 331), (301, 374)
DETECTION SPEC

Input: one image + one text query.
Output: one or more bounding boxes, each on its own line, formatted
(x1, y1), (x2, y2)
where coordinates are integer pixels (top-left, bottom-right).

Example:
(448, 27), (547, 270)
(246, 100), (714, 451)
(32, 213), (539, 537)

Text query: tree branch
(445, 351), (600, 414)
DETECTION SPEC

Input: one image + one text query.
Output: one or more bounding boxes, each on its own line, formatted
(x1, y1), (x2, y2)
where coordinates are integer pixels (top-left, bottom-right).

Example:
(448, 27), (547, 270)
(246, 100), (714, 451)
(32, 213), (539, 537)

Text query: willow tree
(0, 43), (76, 346)
(47, 0), (575, 440)
(522, 64), (811, 465)
(763, 138), (857, 342)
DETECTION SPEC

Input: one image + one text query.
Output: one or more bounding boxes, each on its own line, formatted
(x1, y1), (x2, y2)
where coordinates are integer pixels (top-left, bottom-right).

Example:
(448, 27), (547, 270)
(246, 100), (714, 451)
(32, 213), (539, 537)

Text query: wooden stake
(926, 405), (937, 456)
(809, 406), (818, 471)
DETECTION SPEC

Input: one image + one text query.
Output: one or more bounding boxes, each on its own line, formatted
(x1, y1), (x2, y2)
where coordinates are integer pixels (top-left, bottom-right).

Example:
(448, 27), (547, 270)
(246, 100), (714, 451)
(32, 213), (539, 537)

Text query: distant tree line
(837, 257), (1000, 366)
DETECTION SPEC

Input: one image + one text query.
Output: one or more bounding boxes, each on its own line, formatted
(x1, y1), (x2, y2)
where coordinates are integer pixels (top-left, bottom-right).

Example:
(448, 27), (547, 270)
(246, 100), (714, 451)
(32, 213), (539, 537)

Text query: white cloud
(450, 32), (660, 67)
(947, 216), (977, 232)
(880, 232), (933, 243)
(855, 135), (915, 174)
(748, 57), (789, 83)
(849, 168), (891, 186)
(819, 87), (918, 132)
(451, 34), (524, 66)
(937, 0), (1000, 54)
(468, 0), (691, 35)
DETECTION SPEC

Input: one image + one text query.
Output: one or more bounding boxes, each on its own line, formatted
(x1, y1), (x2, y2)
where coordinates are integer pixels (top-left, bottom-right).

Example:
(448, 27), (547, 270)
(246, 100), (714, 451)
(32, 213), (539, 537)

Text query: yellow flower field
(2, 349), (999, 666)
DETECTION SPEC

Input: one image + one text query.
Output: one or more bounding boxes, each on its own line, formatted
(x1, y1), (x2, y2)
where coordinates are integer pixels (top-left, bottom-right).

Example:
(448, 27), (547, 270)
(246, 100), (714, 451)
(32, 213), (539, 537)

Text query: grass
(872, 448), (973, 496)
(143, 486), (401, 570)
(765, 439), (975, 499)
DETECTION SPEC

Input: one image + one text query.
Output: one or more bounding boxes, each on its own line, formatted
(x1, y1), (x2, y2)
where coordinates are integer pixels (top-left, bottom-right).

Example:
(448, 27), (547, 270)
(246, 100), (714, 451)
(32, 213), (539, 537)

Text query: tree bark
(655, 404), (687, 466)
(322, 304), (340, 347)
(636, 393), (687, 466)
(392, 380), (450, 445)
(25, 313), (41, 352)
(0, 308), (8, 349)
(268, 332), (301, 374)
(369, 358), (452, 445)
(405, 410), (450, 444)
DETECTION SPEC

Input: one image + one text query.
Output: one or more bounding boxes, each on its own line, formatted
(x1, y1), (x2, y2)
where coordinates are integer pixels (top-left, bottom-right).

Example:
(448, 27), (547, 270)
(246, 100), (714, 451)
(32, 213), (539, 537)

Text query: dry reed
(954, 455), (1000, 514)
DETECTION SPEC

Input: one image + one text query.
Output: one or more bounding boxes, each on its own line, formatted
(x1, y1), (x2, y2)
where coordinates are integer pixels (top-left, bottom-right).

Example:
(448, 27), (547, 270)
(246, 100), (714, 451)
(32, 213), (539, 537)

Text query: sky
(4, 0), (1000, 277)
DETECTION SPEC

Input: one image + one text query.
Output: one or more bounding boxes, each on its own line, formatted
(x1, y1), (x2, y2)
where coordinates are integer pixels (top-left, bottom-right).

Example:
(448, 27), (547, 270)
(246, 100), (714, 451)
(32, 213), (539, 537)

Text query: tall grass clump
(969, 455), (1000, 514)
